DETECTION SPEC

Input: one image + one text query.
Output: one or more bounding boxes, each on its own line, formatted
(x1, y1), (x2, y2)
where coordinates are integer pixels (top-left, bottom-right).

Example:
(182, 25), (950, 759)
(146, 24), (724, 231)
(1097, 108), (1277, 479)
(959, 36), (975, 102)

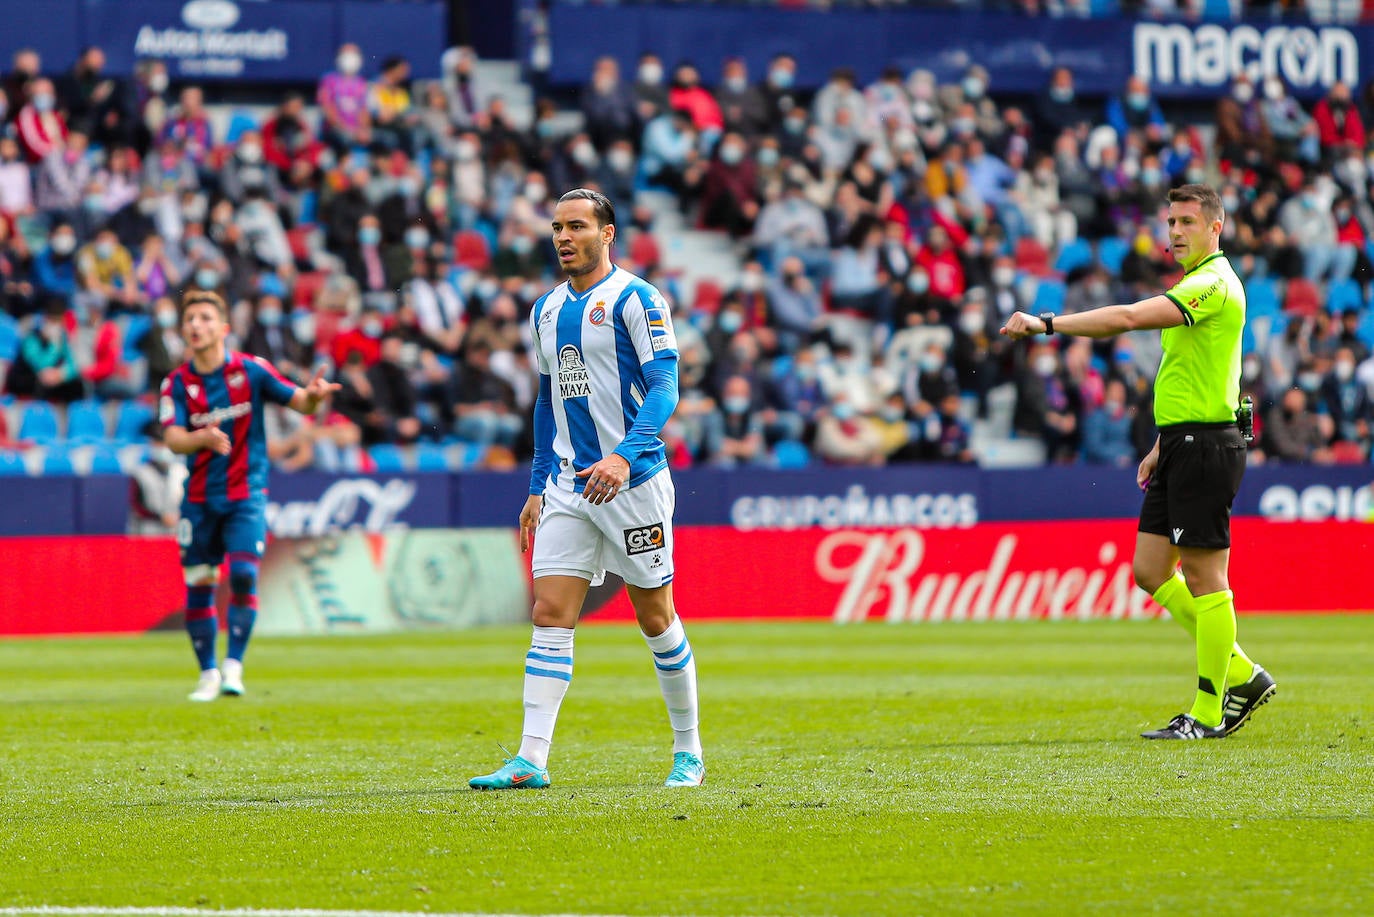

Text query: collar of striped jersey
(564, 264), (618, 301)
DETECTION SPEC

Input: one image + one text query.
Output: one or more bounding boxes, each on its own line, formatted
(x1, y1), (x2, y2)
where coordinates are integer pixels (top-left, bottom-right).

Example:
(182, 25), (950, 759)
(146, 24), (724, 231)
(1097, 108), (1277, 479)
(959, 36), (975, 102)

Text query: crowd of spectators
(0, 39), (1372, 476)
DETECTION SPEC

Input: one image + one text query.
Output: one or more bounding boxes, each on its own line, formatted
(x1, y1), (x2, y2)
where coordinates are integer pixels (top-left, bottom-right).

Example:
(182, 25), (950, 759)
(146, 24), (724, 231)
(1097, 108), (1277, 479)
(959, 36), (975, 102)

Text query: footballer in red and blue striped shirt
(161, 290), (339, 701)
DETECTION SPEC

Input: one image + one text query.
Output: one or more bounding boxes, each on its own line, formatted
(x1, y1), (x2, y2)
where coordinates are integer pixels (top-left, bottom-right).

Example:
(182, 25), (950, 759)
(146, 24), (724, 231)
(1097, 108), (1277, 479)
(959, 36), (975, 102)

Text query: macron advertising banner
(547, 4), (1368, 99)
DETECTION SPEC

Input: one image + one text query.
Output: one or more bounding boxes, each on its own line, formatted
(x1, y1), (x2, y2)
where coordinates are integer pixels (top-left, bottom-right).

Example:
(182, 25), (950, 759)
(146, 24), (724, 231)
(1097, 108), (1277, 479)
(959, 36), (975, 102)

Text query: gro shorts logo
(623, 522), (666, 556)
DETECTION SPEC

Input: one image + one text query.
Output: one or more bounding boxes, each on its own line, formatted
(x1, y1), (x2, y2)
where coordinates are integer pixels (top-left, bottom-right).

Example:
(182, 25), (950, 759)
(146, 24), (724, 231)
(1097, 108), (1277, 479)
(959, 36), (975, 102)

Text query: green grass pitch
(1, 616), (1371, 916)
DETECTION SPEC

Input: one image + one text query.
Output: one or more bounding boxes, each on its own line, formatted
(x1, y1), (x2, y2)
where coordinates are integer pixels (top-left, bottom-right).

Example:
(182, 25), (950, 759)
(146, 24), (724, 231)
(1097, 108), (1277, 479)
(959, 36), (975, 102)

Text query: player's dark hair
(1169, 183), (1225, 225)
(558, 188), (615, 229)
(181, 289), (228, 320)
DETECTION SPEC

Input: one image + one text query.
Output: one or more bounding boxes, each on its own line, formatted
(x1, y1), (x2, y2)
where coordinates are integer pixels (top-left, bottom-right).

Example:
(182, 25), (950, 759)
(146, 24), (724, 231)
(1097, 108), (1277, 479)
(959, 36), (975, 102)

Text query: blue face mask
(359, 226), (381, 246)
(404, 227), (429, 249)
(716, 311), (743, 333)
(195, 269), (219, 289)
(832, 403), (855, 421)
(770, 69), (793, 89)
(258, 307), (282, 327)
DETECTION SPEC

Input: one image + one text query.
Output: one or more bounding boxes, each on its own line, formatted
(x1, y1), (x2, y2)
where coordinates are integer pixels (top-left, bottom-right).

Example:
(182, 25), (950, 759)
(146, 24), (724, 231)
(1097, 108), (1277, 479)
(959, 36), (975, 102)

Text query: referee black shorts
(1138, 422), (1246, 550)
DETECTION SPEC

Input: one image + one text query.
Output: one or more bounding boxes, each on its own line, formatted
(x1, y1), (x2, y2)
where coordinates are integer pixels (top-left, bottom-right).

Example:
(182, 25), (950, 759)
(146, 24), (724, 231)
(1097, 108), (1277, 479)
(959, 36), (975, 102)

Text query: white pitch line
(0, 909), (638, 917)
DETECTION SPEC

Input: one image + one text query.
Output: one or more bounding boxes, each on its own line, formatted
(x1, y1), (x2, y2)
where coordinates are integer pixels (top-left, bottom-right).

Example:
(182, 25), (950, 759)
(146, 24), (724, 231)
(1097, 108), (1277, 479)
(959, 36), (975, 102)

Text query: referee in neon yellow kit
(1002, 184), (1275, 739)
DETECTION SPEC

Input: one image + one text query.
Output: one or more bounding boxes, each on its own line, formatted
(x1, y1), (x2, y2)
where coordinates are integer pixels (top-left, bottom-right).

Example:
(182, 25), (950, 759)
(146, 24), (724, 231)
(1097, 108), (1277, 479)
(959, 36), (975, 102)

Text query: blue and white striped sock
(517, 625), (574, 769)
(644, 617), (701, 758)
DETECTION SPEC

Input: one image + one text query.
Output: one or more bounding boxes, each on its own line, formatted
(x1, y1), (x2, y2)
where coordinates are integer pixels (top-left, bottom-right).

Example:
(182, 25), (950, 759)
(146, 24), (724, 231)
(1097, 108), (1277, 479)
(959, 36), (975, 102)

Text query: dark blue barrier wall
(0, 0), (445, 82)
(3, 465), (1369, 535)
(546, 4), (1366, 99)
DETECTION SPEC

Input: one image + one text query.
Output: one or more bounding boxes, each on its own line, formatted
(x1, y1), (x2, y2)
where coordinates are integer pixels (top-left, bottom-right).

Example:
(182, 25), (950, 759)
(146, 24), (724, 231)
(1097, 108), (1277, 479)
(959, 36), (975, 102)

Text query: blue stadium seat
(461, 442), (488, 468)
(1327, 278), (1364, 315)
(0, 313), (18, 361)
(773, 440), (810, 470)
(1358, 310), (1374, 350)
(1096, 237), (1129, 275)
(1031, 279), (1066, 314)
(41, 447), (73, 475)
(224, 110), (260, 145)
(88, 446), (124, 474)
(0, 450), (25, 474)
(416, 442), (451, 472)
(1053, 239), (1092, 275)
(17, 401), (59, 444)
(368, 443), (406, 473)
(67, 400), (108, 443)
(113, 401), (156, 444)
(1246, 277), (1281, 320)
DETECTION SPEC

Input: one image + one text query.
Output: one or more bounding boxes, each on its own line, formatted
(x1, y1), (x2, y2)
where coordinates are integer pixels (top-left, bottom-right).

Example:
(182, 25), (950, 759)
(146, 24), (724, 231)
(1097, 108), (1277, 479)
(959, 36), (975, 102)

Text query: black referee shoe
(1141, 713), (1227, 740)
(1222, 665), (1277, 736)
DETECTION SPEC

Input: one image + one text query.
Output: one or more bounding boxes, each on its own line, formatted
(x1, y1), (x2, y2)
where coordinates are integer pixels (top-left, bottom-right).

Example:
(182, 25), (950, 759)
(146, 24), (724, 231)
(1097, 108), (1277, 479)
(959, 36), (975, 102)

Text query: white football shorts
(531, 468), (675, 589)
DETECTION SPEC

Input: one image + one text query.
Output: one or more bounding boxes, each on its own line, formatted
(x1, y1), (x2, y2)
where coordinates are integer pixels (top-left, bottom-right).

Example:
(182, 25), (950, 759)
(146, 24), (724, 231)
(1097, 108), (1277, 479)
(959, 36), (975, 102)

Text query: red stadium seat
(454, 230), (492, 272)
(1014, 237), (1052, 276)
(1283, 278), (1321, 318)
(292, 271), (328, 309)
(692, 279), (724, 314)
(628, 231), (661, 273)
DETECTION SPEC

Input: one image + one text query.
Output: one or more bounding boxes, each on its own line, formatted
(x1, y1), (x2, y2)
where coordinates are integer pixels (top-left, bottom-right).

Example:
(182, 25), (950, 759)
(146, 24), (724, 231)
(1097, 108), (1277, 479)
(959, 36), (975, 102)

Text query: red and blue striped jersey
(159, 350), (297, 504)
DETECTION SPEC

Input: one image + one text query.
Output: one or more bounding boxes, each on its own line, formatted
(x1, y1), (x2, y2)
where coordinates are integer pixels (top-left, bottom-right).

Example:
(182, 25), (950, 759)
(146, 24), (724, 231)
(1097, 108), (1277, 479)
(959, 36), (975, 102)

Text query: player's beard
(561, 237), (604, 278)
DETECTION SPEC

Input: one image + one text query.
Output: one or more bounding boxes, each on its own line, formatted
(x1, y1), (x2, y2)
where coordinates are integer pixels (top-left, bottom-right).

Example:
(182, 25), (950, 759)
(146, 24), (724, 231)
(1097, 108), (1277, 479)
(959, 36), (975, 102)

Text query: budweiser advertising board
(583, 520), (1374, 623)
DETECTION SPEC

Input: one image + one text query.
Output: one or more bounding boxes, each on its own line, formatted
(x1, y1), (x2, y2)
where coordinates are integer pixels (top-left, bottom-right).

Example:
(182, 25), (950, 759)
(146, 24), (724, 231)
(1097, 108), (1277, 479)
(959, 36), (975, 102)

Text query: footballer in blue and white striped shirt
(470, 189), (704, 791)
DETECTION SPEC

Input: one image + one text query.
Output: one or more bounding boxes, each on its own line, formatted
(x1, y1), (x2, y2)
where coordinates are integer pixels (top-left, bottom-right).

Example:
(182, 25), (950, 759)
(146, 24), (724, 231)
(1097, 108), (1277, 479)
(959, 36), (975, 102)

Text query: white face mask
(1335, 361), (1355, 382)
(1033, 354), (1058, 377)
(149, 71), (169, 94)
(959, 312), (984, 335)
(338, 52), (363, 76)
(993, 267), (1015, 287)
(639, 63), (663, 86)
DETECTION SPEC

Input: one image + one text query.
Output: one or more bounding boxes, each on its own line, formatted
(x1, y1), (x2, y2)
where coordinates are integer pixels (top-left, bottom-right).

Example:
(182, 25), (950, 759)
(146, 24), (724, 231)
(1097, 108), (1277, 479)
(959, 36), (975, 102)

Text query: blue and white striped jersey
(529, 266), (679, 493)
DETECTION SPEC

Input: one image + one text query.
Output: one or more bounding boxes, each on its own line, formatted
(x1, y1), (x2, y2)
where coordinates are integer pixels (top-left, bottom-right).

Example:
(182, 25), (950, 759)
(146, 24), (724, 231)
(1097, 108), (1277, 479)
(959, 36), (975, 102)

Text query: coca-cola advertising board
(581, 520), (1374, 623)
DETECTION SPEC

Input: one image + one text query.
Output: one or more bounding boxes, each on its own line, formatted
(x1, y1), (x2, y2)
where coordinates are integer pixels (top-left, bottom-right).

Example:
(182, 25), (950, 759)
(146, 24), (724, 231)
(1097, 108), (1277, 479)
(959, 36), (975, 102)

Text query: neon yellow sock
(1152, 572), (1254, 689)
(1189, 590), (1237, 728)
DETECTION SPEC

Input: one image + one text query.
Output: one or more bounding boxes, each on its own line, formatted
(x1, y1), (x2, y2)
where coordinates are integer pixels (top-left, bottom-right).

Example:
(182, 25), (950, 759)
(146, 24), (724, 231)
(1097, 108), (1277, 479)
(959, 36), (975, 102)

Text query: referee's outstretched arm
(999, 294), (1186, 341)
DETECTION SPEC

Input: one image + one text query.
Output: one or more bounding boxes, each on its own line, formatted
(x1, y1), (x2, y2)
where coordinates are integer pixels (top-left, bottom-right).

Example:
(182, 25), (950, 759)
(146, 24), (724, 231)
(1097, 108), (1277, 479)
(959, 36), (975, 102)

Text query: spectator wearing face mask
(1278, 178), (1353, 283)
(1261, 76), (1319, 164)
(581, 56), (636, 152)
(593, 138), (638, 220)
(221, 130), (281, 204)
(632, 53), (670, 127)
(1313, 81), (1363, 157)
(753, 182), (829, 278)
(1033, 68), (1087, 151)
(17, 77), (68, 164)
(243, 294), (308, 379)
(440, 46), (488, 131)
(368, 56), (418, 155)
(142, 295), (185, 391)
(1320, 346), (1372, 457)
(33, 223), (79, 300)
(1081, 378), (1137, 467)
(714, 58), (768, 140)
(815, 394), (884, 466)
(75, 227), (137, 315)
(35, 129), (92, 227)
(346, 214), (408, 303)
(378, 166), (437, 250)
(332, 306), (387, 369)
(668, 64), (724, 141)
(9, 296), (84, 402)
(1266, 384), (1334, 464)
(761, 54), (802, 134)
(1105, 76), (1167, 151)
(1215, 74), (1273, 172)
(1014, 340), (1081, 463)
(0, 136), (33, 216)
(704, 374), (767, 467)
(641, 106), (697, 198)
(698, 131), (759, 238)
(766, 255), (825, 352)
(318, 44), (371, 152)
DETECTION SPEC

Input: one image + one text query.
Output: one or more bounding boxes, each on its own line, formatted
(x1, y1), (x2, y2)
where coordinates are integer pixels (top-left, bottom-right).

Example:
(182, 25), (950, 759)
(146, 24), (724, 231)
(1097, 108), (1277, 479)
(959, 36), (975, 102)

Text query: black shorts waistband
(1158, 421), (1238, 434)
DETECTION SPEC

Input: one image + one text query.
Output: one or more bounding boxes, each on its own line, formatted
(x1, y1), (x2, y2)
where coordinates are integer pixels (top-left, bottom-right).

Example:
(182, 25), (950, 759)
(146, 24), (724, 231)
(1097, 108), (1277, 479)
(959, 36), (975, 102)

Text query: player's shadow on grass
(918, 737), (1118, 749)
(119, 786), (470, 808)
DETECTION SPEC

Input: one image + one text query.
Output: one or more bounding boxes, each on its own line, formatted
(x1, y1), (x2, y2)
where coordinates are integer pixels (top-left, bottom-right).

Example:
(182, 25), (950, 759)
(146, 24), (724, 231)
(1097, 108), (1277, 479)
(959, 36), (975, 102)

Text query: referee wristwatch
(1040, 312), (1056, 335)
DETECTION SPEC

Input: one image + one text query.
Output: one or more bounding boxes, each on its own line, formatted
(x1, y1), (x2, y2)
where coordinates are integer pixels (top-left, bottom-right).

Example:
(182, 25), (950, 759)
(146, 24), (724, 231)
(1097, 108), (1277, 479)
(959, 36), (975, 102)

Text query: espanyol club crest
(589, 302), (606, 326)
